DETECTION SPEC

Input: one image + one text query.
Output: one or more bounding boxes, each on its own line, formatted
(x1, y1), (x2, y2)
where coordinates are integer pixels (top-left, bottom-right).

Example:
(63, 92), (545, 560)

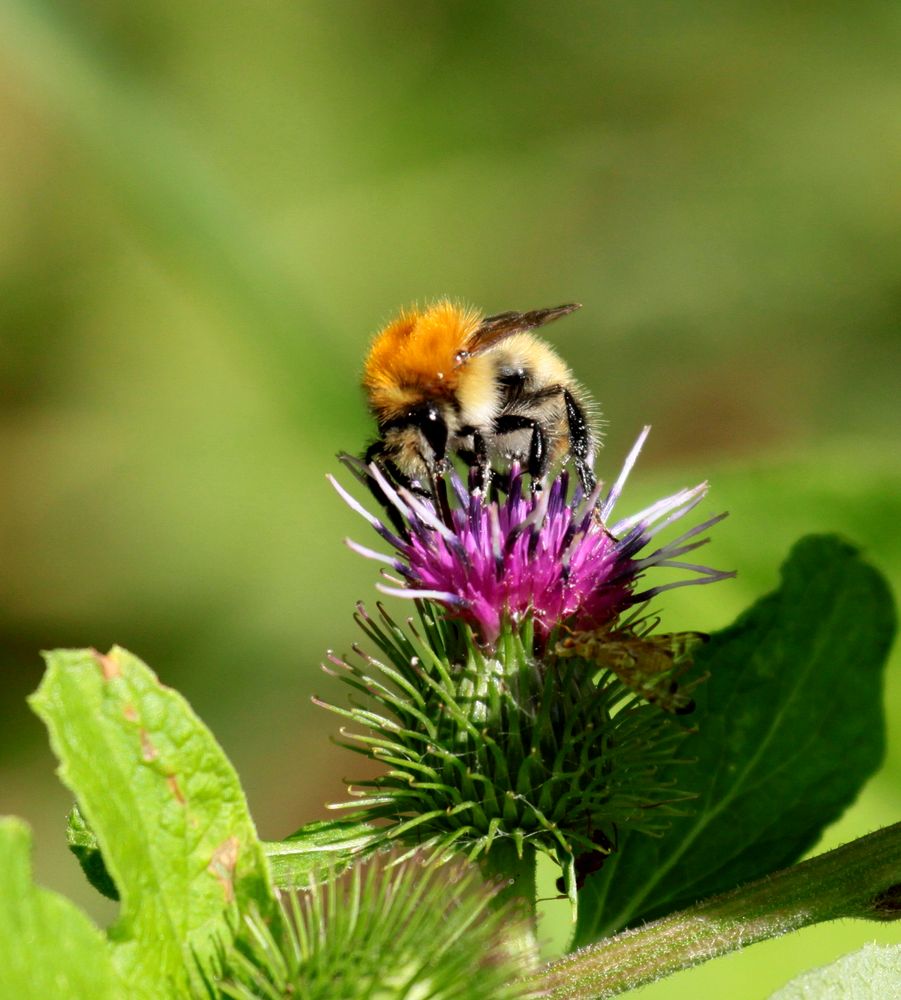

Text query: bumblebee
(361, 300), (598, 492)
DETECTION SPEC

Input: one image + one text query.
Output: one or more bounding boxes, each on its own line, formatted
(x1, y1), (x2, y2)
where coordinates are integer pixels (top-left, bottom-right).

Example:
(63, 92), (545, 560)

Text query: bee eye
(408, 402), (440, 422)
(404, 402), (447, 460)
(454, 350), (470, 366)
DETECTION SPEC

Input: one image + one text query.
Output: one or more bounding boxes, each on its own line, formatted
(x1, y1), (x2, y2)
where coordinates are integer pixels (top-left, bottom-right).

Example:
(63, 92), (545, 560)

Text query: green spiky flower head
(212, 852), (538, 999)
(321, 430), (732, 904)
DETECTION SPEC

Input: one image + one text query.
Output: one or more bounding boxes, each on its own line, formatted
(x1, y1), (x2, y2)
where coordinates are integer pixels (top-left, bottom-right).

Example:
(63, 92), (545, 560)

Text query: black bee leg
(432, 472), (455, 529)
(457, 426), (492, 493)
(493, 414), (549, 490)
(470, 429), (492, 493)
(360, 442), (412, 536)
(474, 430), (491, 492)
(363, 440), (382, 465)
(562, 388), (596, 493)
(364, 441), (429, 495)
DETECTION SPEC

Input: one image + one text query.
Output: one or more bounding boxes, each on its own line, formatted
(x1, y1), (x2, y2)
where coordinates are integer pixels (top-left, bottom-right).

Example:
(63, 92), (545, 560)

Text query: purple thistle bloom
(330, 427), (733, 647)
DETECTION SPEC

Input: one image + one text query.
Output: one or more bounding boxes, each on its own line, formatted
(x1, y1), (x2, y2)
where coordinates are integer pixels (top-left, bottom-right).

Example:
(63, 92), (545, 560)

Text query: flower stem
(482, 840), (539, 966)
(529, 822), (901, 999)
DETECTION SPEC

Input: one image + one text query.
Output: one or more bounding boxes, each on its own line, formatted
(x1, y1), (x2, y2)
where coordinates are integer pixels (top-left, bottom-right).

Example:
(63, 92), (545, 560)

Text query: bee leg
(431, 472), (455, 529)
(363, 440), (383, 465)
(562, 388), (596, 493)
(493, 414), (548, 490)
(470, 429), (492, 493)
(456, 426), (492, 493)
(363, 440), (430, 495)
(362, 441), (432, 535)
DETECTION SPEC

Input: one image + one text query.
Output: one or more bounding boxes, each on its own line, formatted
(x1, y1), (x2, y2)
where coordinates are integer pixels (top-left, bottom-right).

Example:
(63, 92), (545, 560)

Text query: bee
(361, 300), (598, 493)
(554, 620), (708, 715)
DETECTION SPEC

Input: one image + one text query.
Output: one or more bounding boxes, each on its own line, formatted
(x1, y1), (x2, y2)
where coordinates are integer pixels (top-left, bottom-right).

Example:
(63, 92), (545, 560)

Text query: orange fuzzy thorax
(362, 300), (482, 418)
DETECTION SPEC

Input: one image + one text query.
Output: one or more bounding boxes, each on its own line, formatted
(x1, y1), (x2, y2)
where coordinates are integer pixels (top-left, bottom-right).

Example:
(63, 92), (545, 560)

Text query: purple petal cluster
(331, 427), (733, 647)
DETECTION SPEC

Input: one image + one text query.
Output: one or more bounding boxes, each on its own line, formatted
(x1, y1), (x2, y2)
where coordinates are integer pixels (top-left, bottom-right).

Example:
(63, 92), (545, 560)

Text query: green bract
(317, 601), (697, 907)
(212, 852), (538, 1000)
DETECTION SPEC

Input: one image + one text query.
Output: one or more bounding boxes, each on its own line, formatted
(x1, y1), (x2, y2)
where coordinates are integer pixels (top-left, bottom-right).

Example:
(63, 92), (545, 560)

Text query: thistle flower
(330, 426), (732, 648)
(318, 427), (733, 908)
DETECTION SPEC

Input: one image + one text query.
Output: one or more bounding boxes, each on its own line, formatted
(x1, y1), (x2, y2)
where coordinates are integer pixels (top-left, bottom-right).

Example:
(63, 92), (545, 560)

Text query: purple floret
(331, 427), (733, 647)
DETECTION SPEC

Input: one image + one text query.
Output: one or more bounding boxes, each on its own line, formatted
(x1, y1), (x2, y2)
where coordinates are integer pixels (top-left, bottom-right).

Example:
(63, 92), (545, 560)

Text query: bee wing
(466, 303), (581, 354)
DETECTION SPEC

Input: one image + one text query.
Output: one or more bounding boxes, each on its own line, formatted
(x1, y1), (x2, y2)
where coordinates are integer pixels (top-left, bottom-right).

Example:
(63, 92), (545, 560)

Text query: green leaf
(265, 818), (377, 888)
(0, 817), (116, 1000)
(767, 943), (901, 1000)
(574, 535), (896, 946)
(67, 804), (118, 901)
(29, 647), (281, 999)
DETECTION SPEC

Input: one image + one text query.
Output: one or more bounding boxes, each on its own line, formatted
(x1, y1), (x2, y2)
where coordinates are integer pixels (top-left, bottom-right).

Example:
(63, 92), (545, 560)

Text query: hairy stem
(529, 822), (901, 999)
(483, 841), (539, 966)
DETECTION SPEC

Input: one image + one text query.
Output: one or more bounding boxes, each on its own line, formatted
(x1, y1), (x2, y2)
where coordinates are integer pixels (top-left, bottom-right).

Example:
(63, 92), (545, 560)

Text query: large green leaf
(0, 817), (116, 1000)
(30, 647), (281, 999)
(574, 535), (896, 946)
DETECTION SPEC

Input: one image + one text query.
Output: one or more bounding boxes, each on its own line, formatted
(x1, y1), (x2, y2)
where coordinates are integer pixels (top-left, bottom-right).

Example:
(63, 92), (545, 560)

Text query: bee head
(379, 400), (449, 468)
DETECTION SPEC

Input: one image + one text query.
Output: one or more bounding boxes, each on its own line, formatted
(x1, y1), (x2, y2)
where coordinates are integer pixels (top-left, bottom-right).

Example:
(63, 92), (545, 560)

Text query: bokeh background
(1, 3), (899, 996)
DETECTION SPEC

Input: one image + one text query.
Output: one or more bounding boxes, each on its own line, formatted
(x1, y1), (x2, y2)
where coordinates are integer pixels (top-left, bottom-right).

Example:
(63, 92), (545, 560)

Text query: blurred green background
(1, 2), (898, 995)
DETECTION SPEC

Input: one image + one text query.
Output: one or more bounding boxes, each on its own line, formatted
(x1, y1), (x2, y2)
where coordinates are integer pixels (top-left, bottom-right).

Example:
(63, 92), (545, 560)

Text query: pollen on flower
(329, 426), (734, 648)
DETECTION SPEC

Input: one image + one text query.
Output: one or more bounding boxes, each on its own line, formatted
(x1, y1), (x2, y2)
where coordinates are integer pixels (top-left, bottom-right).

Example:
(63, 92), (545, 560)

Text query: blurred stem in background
(0, 0), (343, 424)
